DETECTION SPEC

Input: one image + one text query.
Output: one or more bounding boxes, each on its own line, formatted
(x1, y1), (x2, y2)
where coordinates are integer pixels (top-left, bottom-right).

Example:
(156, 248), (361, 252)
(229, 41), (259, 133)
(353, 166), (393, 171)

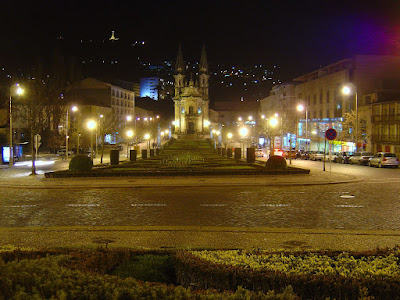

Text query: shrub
(265, 155), (287, 169)
(69, 155), (93, 172)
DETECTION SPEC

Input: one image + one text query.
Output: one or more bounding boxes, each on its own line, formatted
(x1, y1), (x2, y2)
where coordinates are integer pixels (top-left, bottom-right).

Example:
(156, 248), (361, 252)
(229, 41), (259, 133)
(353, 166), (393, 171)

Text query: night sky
(1, 0), (400, 81)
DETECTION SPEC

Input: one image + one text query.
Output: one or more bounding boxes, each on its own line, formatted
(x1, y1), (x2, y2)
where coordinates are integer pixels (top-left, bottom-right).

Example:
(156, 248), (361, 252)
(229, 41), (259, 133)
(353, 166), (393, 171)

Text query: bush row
(173, 250), (400, 299)
(0, 254), (298, 299)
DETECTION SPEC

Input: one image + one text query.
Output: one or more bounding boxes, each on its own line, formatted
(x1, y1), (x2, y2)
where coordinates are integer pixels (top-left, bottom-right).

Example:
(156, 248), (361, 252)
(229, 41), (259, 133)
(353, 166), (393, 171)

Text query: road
(0, 158), (399, 231)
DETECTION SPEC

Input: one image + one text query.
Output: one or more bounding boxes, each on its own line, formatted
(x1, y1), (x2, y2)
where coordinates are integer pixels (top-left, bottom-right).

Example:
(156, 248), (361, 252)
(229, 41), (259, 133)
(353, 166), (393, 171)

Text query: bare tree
(340, 109), (368, 146)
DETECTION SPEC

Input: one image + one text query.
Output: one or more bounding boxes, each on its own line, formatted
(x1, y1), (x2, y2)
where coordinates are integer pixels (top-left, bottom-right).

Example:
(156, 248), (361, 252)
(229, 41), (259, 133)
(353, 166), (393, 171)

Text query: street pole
(305, 110), (308, 152)
(9, 94), (13, 166)
(66, 110), (69, 161)
(77, 134), (80, 154)
(90, 130), (94, 162)
(355, 92), (358, 151)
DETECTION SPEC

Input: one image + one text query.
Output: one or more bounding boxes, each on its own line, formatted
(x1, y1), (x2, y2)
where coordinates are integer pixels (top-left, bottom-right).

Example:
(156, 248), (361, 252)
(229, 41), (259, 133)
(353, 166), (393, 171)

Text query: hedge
(173, 250), (400, 299)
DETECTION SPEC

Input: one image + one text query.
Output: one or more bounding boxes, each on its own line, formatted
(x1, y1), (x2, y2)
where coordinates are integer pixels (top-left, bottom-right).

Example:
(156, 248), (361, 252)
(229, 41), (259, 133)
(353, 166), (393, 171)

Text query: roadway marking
(66, 204), (100, 207)
(259, 204), (290, 207)
(340, 195), (355, 198)
(334, 204), (363, 208)
(131, 204), (167, 207)
(200, 204), (227, 207)
(3, 205), (37, 208)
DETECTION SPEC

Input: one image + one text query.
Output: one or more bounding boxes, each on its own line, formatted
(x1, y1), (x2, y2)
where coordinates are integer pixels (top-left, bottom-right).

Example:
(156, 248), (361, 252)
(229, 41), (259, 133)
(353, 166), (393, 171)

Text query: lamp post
(239, 126), (249, 158)
(9, 84), (24, 166)
(144, 133), (150, 151)
(342, 85), (358, 151)
(126, 129), (134, 158)
(87, 120), (96, 161)
(296, 104), (308, 152)
(66, 106), (78, 161)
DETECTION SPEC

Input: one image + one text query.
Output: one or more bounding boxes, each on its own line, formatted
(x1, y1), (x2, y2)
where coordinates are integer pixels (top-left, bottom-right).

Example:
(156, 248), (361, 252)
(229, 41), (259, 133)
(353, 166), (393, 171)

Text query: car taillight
(397, 158), (399, 162)
(382, 158), (387, 161)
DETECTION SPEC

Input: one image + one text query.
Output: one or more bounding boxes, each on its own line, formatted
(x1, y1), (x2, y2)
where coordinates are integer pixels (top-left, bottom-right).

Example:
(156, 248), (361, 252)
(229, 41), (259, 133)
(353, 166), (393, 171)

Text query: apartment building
(293, 55), (400, 152)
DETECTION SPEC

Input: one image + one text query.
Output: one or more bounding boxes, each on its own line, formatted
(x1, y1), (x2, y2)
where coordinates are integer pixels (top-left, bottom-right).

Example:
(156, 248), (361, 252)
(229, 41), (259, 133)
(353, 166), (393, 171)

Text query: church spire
(199, 44), (208, 73)
(175, 44), (185, 73)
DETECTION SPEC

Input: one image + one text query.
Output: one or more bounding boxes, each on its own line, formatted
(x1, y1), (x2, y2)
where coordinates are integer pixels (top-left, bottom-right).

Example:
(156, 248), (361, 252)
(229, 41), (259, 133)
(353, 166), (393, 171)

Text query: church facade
(173, 45), (210, 136)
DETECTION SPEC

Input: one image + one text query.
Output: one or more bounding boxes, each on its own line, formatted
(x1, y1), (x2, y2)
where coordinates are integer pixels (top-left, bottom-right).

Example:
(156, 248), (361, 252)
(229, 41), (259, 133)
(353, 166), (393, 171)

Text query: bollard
(247, 147), (255, 163)
(110, 149), (119, 165)
(130, 149), (137, 161)
(141, 149), (147, 159)
(234, 148), (241, 160)
(227, 148), (233, 158)
(221, 148), (226, 156)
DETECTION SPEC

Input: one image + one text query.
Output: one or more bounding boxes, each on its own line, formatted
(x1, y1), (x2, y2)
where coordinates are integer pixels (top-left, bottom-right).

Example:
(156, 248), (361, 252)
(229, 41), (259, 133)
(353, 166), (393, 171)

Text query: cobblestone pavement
(0, 158), (399, 250)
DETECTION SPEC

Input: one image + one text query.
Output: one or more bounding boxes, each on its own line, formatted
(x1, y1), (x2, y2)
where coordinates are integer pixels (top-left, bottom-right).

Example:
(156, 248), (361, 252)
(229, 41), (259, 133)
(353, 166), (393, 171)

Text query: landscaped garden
(1, 246), (399, 299)
(46, 138), (309, 178)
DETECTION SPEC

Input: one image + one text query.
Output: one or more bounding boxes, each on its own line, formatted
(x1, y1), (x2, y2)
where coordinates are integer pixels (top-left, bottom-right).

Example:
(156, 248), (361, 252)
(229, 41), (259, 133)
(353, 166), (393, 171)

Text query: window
(189, 106), (194, 114)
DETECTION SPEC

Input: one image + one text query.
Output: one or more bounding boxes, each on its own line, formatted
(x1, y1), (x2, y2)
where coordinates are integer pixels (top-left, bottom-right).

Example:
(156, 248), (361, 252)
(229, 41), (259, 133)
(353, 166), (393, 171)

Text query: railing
(371, 134), (400, 144)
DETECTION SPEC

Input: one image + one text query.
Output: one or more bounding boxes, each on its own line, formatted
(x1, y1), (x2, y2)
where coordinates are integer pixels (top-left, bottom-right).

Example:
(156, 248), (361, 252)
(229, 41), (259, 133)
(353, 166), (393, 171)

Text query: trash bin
(247, 147), (255, 163)
(110, 149), (119, 165)
(130, 149), (137, 161)
(234, 148), (241, 160)
(141, 149), (147, 159)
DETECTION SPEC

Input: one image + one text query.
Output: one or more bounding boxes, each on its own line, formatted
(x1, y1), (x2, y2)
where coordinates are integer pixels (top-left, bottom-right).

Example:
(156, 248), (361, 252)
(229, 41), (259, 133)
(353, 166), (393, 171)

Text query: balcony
(371, 134), (400, 144)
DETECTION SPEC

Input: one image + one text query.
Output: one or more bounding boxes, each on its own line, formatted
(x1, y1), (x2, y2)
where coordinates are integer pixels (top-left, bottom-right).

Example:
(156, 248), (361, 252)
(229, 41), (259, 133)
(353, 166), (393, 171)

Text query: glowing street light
(126, 129), (134, 158)
(342, 84), (358, 151)
(9, 84), (24, 166)
(297, 104), (309, 151)
(87, 120), (96, 161)
(227, 132), (233, 139)
(269, 117), (278, 128)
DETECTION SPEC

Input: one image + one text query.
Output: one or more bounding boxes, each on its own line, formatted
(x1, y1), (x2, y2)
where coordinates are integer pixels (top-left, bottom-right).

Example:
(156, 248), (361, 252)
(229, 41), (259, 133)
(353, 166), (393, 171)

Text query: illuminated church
(173, 45), (210, 136)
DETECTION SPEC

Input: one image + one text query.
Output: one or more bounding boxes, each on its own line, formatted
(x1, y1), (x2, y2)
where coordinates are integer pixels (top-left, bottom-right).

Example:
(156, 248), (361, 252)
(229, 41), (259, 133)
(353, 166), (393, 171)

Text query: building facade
(140, 77), (159, 100)
(293, 55), (400, 152)
(173, 45), (210, 135)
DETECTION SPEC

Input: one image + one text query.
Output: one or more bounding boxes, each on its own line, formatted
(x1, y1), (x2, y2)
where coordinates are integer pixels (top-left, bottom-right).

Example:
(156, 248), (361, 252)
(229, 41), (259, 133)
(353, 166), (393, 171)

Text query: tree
(340, 109), (368, 148)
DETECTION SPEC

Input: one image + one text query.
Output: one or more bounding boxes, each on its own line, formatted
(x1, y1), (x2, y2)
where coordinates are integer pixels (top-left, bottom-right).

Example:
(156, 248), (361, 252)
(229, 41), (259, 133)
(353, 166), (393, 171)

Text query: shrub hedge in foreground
(0, 255), (298, 300)
(265, 155), (287, 169)
(173, 250), (400, 299)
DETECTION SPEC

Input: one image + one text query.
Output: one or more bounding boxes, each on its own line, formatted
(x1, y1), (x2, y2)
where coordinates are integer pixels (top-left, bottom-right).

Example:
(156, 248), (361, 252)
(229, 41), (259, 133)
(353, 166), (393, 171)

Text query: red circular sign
(325, 128), (337, 140)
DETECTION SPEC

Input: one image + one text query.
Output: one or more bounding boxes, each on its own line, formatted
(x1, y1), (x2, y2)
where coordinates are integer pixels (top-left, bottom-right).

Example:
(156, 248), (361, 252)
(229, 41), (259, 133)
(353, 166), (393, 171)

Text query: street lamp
(144, 133), (150, 150)
(126, 129), (134, 158)
(9, 84), (24, 166)
(268, 117), (278, 151)
(239, 126), (249, 158)
(297, 104), (308, 152)
(87, 120), (96, 161)
(342, 84), (358, 151)
(66, 105), (78, 161)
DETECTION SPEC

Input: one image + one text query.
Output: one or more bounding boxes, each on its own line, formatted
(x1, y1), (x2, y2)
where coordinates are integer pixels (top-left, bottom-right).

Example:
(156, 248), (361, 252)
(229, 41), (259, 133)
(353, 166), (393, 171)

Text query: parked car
(309, 151), (325, 161)
(349, 151), (374, 165)
(301, 151), (314, 160)
(273, 149), (284, 156)
(283, 150), (298, 159)
(255, 149), (265, 158)
(368, 152), (399, 168)
(324, 152), (338, 162)
(334, 151), (353, 164)
(57, 149), (74, 156)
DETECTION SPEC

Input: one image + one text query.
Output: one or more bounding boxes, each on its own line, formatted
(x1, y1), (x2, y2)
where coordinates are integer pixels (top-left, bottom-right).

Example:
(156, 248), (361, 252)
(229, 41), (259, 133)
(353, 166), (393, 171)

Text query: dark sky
(2, 0), (400, 80)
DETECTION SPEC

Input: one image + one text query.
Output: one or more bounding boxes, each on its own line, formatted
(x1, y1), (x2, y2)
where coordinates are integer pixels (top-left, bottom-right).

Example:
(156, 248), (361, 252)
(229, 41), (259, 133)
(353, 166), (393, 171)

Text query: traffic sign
(34, 134), (42, 149)
(325, 128), (337, 140)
